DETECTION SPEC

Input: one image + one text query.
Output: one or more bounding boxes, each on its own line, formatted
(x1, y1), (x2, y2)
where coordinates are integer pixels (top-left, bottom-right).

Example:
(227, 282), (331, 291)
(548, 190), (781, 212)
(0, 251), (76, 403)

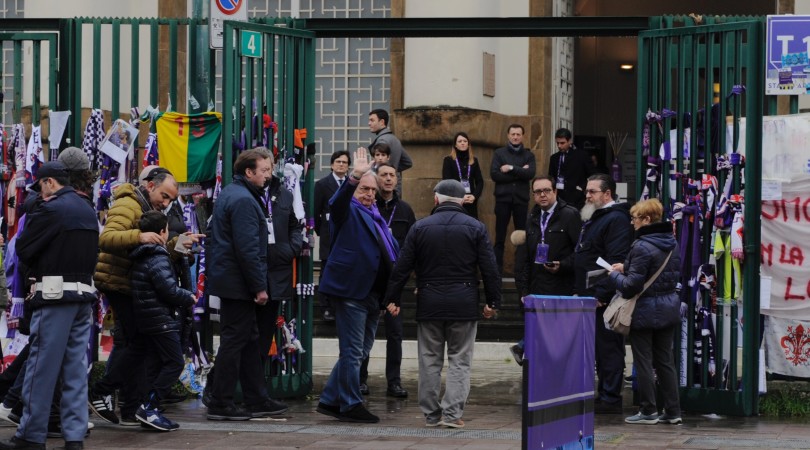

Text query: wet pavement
(6, 345), (810, 449)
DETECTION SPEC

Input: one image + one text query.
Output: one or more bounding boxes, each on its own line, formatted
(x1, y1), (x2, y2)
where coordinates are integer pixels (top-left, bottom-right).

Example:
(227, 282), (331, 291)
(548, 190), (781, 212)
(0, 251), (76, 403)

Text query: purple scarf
(351, 197), (398, 262)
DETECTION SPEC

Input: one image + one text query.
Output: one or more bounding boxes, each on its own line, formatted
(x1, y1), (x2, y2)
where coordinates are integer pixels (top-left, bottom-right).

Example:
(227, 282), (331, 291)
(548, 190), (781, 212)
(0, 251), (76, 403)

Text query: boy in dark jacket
(129, 211), (196, 431)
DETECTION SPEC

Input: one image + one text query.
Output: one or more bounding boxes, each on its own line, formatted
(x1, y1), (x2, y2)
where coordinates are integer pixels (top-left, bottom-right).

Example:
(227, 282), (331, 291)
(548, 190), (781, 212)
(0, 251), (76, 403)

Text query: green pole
(189, 0), (211, 113)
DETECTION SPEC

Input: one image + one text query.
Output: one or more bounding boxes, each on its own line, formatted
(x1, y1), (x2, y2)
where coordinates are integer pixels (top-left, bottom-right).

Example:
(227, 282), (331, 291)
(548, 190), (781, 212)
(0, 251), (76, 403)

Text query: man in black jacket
(490, 124), (536, 273)
(573, 174), (634, 414)
(548, 128), (596, 210)
(384, 180), (500, 429)
(314, 151), (350, 321)
(1, 162), (98, 450)
(206, 148), (288, 421)
(359, 164), (415, 398)
(511, 176), (582, 365)
(257, 171), (304, 366)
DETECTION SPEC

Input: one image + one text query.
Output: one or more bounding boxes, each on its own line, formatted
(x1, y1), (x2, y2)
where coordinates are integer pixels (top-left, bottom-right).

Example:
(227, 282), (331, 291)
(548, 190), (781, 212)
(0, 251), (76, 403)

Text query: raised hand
(352, 147), (372, 177)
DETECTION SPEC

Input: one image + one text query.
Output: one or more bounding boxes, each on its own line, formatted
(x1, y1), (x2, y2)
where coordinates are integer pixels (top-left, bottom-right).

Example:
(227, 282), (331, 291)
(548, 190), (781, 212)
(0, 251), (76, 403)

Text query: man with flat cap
(384, 179), (501, 429)
(0, 161), (99, 450)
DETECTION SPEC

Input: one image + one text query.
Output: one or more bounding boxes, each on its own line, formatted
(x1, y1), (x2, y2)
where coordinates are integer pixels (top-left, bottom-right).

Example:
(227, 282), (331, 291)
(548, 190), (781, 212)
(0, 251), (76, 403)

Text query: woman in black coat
(608, 198), (682, 426)
(441, 132), (484, 219)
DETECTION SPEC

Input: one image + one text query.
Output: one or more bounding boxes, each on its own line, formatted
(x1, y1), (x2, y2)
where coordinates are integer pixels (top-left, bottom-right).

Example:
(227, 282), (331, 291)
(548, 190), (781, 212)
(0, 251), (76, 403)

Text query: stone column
(158, 0), (188, 113)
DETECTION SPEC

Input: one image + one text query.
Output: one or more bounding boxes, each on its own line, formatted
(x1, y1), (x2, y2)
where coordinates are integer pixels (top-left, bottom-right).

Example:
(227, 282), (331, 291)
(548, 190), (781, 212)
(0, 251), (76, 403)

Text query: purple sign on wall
(767, 15), (810, 95)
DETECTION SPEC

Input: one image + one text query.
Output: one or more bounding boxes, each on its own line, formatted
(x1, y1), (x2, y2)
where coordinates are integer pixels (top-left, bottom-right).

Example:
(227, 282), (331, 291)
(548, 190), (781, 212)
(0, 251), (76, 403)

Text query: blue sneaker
(135, 405), (179, 431)
(624, 412), (659, 424)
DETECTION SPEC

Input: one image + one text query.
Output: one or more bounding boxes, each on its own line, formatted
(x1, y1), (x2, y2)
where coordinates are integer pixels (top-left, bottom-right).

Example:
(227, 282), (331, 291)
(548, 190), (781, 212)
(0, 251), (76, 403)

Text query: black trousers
(630, 325), (681, 416)
(493, 201), (528, 272)
(359, 310), (403, 386)
(595, 306), (626, 404)
(318, 258), (333, 314)
(97, 291), (145, 415)
(211, 298), (267, 407)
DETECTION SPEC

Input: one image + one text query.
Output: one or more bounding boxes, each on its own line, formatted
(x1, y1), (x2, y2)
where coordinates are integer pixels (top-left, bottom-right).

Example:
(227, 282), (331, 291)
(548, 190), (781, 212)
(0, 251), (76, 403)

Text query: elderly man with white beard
(573, 173), (634, 415)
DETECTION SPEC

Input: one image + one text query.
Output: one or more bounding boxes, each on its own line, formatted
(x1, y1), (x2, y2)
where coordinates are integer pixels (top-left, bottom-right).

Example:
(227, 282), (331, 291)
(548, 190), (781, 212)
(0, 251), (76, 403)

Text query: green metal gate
(222, 19), (316, 398)
(636, 17), (763, 416)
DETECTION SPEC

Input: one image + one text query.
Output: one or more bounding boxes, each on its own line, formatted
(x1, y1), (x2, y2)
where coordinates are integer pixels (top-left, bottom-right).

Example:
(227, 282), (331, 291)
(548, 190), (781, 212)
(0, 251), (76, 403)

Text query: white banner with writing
(761, 175), (810, 319)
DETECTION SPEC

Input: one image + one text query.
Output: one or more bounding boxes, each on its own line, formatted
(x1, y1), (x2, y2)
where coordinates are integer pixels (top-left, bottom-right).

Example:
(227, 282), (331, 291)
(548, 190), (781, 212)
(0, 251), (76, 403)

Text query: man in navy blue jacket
(574, 174), (633, 414)
(206, 148), (287, 421)
(316, 148), (399, 424)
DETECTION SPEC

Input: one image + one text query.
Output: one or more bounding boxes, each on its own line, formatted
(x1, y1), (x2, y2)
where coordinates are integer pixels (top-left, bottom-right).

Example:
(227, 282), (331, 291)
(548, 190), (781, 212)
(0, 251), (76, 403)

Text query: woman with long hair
(441, 132), (484, 219)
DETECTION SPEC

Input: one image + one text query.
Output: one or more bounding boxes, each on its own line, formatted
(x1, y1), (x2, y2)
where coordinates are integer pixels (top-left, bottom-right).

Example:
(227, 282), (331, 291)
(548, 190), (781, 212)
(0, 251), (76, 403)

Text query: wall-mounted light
(619, 63), (634, 71)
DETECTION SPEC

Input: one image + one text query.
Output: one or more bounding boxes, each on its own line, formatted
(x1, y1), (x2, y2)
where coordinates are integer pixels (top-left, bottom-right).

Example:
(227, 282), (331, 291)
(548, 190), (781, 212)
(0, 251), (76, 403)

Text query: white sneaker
(0, 404), (19, 425)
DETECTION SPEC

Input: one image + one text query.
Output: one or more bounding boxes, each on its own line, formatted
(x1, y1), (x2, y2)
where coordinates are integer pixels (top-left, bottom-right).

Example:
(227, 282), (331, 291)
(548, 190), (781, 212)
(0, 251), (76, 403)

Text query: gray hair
(435, 192), (463, 204)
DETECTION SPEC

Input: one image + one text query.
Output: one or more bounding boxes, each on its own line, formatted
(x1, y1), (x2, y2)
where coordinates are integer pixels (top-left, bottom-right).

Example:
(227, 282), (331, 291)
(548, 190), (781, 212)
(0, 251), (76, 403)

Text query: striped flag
(155, 112), (222, 183)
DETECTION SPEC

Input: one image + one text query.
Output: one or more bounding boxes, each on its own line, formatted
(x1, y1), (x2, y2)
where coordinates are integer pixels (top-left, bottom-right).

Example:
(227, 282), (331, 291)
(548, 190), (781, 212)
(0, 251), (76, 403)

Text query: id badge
(534, 243), (549, 264)
(461, 179), (471, 194)
(267, 218), (276, 245)
(556, 176), (565, 190)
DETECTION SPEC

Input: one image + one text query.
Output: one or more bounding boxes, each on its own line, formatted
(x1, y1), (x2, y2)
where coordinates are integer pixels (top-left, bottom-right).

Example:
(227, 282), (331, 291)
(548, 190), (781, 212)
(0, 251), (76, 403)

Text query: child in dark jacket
(130, 210), (196, 431)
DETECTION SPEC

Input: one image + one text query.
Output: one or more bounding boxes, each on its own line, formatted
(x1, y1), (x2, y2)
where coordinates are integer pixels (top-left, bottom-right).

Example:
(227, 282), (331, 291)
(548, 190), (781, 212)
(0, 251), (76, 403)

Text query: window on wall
(247, 0), (392, 178)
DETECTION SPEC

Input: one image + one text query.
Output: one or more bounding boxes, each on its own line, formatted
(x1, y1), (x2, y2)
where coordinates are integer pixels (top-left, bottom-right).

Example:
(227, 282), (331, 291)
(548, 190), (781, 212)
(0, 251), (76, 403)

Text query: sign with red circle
(215, 0), (243, 15)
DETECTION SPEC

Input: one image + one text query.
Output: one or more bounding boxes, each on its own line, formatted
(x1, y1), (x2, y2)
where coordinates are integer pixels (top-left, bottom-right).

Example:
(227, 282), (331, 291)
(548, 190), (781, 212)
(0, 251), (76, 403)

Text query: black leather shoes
(359, 383), (370, 395)
(386, 384), (408, 398)
(0, 437), (45, 450)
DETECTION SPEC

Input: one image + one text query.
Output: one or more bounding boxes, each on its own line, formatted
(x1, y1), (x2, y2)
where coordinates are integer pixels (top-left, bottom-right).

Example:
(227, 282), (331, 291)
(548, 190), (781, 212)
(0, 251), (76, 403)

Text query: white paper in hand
(596, 257), (613, 271)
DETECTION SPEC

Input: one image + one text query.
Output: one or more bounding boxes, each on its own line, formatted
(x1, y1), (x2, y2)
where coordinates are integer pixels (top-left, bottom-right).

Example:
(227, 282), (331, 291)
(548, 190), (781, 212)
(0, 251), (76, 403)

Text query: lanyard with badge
(454, 158), (472, 194)
(385, 204), (397, 235)
(556, 153), (566, 190)
(534, 210), (552, 264)
(263, 191), (276, 245)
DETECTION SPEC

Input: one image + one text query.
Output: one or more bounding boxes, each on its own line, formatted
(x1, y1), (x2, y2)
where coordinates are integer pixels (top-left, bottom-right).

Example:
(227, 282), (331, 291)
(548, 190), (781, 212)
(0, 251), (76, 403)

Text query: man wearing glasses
(314, 151), (351, 322)
(573, 174), (633, 414)
(511, 176), (582, 365)
(316, 148), (399, 424)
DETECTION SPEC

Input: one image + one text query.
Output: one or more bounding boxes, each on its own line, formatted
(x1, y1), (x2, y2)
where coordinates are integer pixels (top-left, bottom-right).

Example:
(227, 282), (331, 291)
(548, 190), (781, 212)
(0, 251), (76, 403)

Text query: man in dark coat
(573, 173), (634, 414)
(206, 148), (287, 421)
(1, 162), (98, 450)
(384, 180), (500, 429)
(359, 163), (415, 398)
(490, 124), (536, 273)
(511, 176), (582, 365)
(257, 171), (304, 364)
(314, 151), (350, 321)
(548, 128), (597, 210)
(316, 148), (399, 424)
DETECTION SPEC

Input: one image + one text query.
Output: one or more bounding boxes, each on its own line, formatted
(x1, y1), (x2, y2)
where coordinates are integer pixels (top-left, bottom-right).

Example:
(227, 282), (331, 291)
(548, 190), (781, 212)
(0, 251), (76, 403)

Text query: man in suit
(314, 150), (351, 321)
(510, 176), (583, 365)
(548, 128), (596, 210)
(315, 148), (398, 424)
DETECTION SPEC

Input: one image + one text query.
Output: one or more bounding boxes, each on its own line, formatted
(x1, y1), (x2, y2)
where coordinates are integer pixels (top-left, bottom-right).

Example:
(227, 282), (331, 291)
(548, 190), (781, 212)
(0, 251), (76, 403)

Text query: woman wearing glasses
(608, 198), (682, 425)
(441, 132), (484, 219)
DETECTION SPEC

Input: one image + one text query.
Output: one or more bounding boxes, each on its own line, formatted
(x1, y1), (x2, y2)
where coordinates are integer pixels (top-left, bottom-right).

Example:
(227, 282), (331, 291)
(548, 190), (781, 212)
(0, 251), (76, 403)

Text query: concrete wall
(403, 0), (529, 115)
(394, 108), (542, 276)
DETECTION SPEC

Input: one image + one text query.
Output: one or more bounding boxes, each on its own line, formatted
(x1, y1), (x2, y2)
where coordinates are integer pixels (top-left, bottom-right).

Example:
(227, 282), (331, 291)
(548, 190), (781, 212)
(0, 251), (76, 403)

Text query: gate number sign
(766, 15), (810, 95)
(241, 31), (263, 58)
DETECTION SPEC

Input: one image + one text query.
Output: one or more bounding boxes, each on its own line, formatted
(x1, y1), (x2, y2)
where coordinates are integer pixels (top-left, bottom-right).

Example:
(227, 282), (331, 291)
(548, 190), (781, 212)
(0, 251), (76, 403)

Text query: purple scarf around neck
(351, 197), (398, 262)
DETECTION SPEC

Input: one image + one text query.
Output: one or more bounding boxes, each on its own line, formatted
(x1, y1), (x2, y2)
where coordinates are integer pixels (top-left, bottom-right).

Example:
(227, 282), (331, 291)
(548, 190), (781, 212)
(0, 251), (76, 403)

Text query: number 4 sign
(241, 31), (263, 58)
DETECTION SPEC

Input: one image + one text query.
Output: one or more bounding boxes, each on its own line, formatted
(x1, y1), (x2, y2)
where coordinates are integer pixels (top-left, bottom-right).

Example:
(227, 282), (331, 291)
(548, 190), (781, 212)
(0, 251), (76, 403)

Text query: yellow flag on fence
(155, 111), (222, 183)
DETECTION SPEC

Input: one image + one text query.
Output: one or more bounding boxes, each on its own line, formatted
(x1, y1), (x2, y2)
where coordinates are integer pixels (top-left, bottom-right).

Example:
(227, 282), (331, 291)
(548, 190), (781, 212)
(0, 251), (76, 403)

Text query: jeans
(124, 331), (185, 402)
(319, 295), (379, 412)
(493, 201), (528, 272)
(630, 325), (681, 416)
(211, 298), (268, 407)
(359, 310), (403, 387)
